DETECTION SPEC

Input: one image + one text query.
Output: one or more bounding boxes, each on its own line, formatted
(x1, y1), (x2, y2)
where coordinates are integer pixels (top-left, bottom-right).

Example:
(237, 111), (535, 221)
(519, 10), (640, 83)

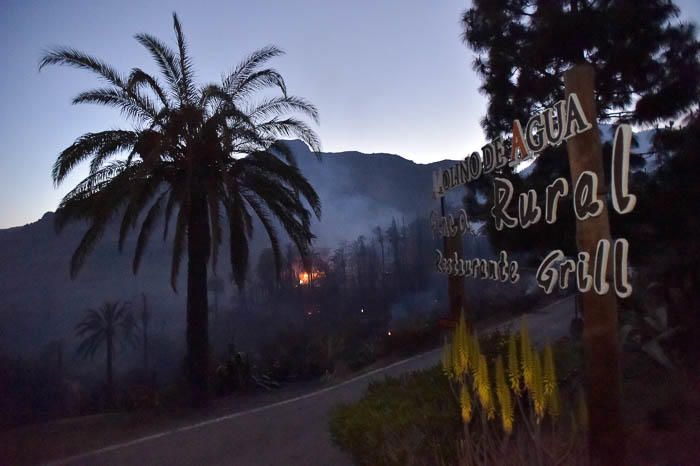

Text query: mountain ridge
(0, 141), (454, 355)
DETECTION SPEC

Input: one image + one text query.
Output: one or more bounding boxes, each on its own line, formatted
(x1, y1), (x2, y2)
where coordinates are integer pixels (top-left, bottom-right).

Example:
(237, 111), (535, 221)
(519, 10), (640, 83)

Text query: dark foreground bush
(329, 366), (462, 466)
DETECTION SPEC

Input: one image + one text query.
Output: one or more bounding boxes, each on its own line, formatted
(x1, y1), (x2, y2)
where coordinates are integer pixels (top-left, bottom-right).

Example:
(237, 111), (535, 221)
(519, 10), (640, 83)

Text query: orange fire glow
(297, 269), (325, 286)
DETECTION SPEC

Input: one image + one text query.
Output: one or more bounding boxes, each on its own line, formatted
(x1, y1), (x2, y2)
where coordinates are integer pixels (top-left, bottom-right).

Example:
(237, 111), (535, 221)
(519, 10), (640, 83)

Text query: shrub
(340, 341), (377, 372)
(330, 317), (588, 466)
(384, 313), (442, 357)
(215, 352), (253, 396)
(258, 328), (329, 381)
(329, 367), (462, 466)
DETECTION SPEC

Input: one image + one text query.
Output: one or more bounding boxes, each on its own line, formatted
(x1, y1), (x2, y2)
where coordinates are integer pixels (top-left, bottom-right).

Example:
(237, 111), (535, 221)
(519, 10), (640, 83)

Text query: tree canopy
(462, 0), (700, 139)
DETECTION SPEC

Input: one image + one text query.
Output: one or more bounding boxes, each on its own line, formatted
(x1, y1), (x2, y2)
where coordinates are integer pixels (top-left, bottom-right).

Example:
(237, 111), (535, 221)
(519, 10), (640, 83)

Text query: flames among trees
(296, 267), (325, 286)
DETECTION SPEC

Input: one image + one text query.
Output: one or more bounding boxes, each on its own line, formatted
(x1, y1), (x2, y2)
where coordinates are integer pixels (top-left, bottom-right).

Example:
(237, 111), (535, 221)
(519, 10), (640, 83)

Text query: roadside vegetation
(330, 314), (700, 465)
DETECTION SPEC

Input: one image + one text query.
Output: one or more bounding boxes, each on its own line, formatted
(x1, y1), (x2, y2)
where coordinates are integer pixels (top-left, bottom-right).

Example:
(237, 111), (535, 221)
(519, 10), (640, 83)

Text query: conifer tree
(462, 0), (700, 139)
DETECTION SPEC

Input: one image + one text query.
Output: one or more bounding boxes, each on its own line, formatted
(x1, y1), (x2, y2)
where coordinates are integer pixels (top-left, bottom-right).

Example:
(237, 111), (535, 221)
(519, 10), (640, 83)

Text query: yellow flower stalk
(452, 333), (467, 378)
(495, 356), (514, 434)
(543, 345), (557, 397)
(531, 350), (546, 421)
(547, 382), (561, 419)
(456, 312), (470, 376)
(459, 383), (472, 423)
(507, 333), (521, 394)
(476, 353), (495, 419)
(520, 319), (534, 392)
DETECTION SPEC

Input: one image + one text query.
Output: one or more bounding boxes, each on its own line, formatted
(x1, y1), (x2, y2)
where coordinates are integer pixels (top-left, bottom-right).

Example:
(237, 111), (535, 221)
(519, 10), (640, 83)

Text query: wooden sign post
(564, 63), (626, 466)
(440, 197), (466, 328)
(446, 230), (466, 323)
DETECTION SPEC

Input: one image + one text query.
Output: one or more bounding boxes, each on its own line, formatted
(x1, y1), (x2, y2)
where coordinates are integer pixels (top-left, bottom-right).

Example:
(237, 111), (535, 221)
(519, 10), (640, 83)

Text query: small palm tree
(41, 13), (321, 405)
(75, 301), (136, 403)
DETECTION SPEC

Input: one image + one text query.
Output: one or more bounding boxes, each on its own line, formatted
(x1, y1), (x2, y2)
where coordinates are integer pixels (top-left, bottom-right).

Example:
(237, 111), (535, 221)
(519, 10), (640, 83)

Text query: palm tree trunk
(187, 182), (211, 407)
(446, 234), (466, 323)
(564, 63), (625, 466)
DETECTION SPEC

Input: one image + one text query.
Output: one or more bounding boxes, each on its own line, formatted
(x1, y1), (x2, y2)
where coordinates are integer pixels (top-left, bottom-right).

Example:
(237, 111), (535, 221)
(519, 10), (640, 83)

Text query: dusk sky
(1, 0), (699, 229)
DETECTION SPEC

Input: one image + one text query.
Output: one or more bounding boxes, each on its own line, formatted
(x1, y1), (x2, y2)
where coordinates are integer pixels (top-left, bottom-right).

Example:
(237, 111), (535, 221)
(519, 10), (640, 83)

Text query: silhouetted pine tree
(461, 3), (700, 464)
(462, 0), (700, 138)
(461, 0), (699, 260)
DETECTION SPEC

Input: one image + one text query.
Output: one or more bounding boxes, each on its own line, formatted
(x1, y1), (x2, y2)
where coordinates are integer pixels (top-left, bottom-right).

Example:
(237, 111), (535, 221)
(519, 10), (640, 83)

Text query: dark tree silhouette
(387, 218), (402, 278)
(41, 13), (321, 406)
(461, 0), (700, 260)
(374, 226), (385, 277)
(330, 243), (347, 292)
(462, 0), (700, 139)
(462, 2), (700, 464)
(75, 301), (135, 404)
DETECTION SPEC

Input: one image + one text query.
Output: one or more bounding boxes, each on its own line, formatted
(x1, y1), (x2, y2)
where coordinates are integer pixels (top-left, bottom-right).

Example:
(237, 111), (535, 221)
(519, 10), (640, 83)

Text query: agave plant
(620, 282), (680, 369)
(40, 14), (321, 405)
(75, 301), (136, 402)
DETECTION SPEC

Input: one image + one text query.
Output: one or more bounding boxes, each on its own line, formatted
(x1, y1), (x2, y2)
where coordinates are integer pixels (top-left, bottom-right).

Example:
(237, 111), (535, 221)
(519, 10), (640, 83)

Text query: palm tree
(41, 13), (321, 405)
(75, 301), (136, 404)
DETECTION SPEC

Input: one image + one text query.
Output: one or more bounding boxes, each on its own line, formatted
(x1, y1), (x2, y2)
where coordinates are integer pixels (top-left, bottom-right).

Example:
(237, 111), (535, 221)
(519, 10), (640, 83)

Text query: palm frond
(243, 193), (282, 280)
(133, 190), (168, 273)
(59, 160), (132, 208)
(172, 13), (196, 103)
(73, 87), (158, 121)
(70, 213), (113, 278)
(239, 152), (321, 218)
(248, 96), (319, 124)
(241, 171), (315, 271)
(76, 331), (105, 359)
(118, 174), (163, 251)
(127, 68), (170, 109)
(75, 301), (136, 358)
(222, 46), (285, 95)
(163, 181), (184, 240)
(134, 33), (181, 100)
(231, 68), (287, 101)
(53, 131), (137, 185)
(267, 140), (297, 167)
(223, 191), (251, 289)
(256, 117), (321, 153)
(39, 48), (125, 87)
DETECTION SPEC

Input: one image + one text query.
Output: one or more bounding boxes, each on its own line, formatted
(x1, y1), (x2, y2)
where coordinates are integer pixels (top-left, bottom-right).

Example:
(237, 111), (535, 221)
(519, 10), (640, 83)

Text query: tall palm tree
(41, 13), (321, 405)
(75, 301), (136, 403)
